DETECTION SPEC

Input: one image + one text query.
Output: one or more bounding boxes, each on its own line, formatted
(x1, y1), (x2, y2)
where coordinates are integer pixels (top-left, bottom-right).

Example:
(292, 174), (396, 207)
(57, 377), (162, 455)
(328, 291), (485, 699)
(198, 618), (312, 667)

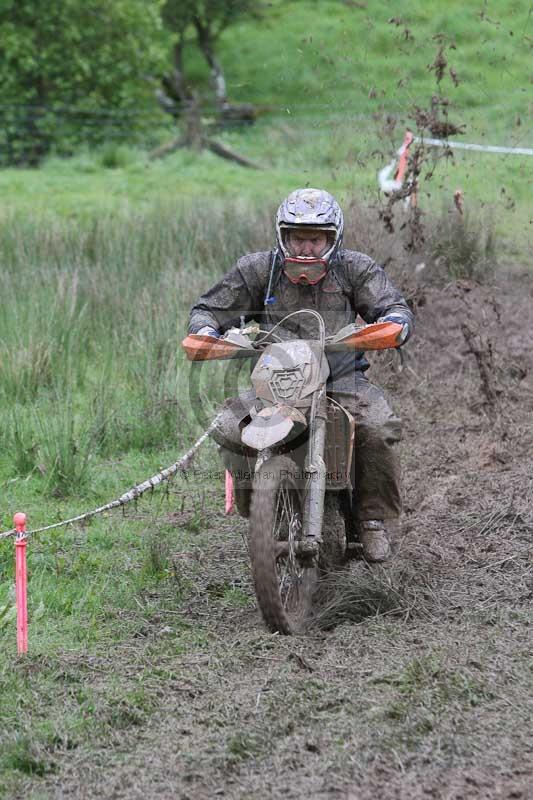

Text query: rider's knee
(356, 412), (402, 449)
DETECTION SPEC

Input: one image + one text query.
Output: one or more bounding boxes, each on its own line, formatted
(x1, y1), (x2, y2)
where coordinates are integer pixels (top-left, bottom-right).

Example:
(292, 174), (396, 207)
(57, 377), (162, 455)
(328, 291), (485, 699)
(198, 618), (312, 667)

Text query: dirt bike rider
(188, 188), (414, 562)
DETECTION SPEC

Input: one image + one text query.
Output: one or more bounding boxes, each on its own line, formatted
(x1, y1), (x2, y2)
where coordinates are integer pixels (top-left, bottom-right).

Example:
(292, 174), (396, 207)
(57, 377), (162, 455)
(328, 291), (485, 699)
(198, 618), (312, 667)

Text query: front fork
(302, 386), (328, 556)
(254, 387), (327, 560)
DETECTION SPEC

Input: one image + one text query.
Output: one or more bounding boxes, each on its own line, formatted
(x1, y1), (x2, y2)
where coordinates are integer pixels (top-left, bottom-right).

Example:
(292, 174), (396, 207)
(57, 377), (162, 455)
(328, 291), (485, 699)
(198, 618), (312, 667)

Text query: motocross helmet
(275, 188), (344, 285)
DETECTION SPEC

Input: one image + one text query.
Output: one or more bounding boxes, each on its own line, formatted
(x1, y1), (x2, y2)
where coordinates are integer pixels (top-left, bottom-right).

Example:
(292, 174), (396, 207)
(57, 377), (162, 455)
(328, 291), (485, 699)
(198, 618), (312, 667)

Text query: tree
(0, 0), (169, 164)
(160, 0), (260, 118)
(153, 0), (261, 166)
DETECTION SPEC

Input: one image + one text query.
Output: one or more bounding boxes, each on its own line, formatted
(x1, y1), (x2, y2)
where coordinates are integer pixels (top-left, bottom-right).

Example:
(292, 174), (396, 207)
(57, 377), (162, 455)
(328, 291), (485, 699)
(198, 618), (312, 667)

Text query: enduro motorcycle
(182, 312), (403, 634)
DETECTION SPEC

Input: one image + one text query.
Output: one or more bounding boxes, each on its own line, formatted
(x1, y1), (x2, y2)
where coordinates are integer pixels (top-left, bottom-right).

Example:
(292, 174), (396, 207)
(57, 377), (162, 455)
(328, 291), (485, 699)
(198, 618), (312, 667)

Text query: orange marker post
(14, 512), (28, 655)
(394, 130), (414, 183)
(225, 470), (235, 515)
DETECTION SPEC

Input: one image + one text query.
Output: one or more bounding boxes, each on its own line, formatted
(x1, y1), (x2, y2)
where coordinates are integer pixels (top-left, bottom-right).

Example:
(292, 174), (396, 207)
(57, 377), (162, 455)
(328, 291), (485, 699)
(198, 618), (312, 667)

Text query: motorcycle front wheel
(249, 455), (318, 634)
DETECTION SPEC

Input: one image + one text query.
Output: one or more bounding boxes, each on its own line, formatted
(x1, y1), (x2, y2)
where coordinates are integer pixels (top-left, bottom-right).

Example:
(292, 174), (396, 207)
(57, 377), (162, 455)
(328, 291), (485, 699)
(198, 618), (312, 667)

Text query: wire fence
(1, 98), (531, 165)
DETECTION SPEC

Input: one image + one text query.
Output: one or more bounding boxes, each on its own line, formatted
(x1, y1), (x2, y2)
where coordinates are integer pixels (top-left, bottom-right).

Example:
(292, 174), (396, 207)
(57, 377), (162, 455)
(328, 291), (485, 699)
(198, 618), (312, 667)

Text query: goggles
(283, 257), (328, 285)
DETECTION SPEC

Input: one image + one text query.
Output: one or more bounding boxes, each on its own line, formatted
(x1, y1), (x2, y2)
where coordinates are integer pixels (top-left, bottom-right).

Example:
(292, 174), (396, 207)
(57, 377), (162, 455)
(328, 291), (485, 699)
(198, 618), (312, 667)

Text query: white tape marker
(415, 137), (533, 156)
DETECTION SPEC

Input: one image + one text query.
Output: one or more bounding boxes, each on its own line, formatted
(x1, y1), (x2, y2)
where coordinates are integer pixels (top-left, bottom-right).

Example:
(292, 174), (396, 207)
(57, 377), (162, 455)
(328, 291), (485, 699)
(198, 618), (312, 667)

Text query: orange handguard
(183, 322), (404, 361)
(182, 334), (251, 361)
(327, 321), (404, 351)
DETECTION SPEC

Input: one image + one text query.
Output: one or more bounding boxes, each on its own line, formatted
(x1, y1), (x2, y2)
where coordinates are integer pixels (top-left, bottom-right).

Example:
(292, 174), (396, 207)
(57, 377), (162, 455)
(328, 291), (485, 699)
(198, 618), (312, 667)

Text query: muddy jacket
(188, 249), (414, 379)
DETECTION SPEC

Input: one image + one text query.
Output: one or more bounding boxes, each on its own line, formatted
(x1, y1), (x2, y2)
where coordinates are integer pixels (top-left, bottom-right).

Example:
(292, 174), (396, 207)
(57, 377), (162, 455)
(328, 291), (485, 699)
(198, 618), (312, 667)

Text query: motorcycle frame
(182, 317), (403, 550)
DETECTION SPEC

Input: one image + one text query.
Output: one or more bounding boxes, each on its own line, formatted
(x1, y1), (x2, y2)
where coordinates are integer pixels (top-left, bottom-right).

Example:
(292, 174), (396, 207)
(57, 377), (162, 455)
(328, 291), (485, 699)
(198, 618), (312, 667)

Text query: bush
(427, 208), (497, 283)
(97, 145), (137, 171)
(0, 0), (169, 165)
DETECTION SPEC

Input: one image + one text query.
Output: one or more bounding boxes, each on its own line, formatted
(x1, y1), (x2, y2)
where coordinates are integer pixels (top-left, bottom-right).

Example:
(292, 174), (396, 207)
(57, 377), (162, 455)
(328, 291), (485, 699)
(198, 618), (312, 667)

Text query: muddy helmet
(275, 188), (344, 264)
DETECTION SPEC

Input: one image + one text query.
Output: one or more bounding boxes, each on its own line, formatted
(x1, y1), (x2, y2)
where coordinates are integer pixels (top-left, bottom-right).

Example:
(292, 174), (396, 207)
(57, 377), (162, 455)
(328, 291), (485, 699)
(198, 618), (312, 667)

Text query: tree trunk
(171, 37), (190, 103)
(158, 35), (192, 115)
(149, 137), (183, 160)
(183, 98), (204, 149)
(193, 18), (228, 111)
(205, 138), (261, 169)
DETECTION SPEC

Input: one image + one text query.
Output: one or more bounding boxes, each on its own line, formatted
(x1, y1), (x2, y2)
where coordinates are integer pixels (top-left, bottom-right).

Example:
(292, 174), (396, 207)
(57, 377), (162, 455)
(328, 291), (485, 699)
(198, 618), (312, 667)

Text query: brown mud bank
(22, 270), (533, 799)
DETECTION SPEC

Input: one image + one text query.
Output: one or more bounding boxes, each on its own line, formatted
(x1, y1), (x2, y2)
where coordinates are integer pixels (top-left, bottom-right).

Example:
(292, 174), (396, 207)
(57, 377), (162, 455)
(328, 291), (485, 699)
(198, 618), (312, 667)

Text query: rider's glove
(196, 326), (221, 338)
(377, 314), (411, 346)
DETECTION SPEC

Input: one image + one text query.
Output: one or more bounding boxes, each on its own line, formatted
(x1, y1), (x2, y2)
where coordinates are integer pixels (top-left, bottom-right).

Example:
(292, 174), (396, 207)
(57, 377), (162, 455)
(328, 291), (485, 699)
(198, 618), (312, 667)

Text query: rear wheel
(249, 455), (318, 634)
(310, 492), (348, 627)
(321, 492), (346, 572)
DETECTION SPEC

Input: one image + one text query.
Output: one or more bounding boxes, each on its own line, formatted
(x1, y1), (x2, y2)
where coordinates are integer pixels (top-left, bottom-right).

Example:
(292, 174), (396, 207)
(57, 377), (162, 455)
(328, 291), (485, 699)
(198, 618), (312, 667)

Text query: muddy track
(18, 270), (533, 800)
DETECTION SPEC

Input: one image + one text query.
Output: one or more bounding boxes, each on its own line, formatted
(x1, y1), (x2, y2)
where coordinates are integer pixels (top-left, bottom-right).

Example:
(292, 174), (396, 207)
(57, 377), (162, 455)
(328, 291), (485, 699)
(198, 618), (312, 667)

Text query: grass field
(1, 0), (531, 245)
(0, 1), (532, 796)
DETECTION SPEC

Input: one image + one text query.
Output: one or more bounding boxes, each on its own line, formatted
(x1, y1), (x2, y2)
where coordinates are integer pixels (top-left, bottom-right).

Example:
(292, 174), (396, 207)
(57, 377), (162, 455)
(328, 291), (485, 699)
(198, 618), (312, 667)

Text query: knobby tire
(249, 455), (318, 634)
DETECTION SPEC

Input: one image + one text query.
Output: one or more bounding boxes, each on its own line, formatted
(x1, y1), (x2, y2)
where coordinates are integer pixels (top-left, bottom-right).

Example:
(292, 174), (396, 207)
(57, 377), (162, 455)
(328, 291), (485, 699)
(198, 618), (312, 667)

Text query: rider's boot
(359, 520), (390, 562)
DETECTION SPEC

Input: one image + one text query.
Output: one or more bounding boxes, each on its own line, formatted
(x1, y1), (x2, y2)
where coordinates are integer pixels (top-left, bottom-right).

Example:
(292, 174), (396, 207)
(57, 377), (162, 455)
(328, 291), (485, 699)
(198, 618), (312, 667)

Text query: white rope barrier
(414, 136), (533, 156)
(0, 416), (220, 542)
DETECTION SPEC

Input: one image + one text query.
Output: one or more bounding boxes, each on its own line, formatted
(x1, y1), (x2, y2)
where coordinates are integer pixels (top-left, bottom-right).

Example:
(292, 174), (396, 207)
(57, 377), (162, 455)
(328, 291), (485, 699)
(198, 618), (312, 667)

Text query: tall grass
(427, 208), (497, 282)
(0, 202), (272, 493)
(0, 196), (502, 494)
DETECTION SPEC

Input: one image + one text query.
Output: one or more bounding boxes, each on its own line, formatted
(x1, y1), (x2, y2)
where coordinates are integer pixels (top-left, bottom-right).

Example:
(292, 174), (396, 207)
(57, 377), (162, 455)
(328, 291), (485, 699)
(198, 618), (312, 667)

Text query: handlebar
(182, 320), (404, 362)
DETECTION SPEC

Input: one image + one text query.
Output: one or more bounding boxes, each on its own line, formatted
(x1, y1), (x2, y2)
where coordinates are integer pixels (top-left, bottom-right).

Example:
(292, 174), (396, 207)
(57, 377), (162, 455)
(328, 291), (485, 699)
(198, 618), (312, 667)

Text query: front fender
(241, 405), (307, 451)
